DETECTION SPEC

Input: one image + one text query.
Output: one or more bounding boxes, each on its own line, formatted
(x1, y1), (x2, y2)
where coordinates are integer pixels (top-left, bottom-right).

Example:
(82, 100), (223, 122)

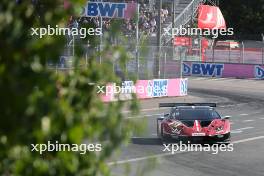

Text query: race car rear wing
(159, 103), (217, 108)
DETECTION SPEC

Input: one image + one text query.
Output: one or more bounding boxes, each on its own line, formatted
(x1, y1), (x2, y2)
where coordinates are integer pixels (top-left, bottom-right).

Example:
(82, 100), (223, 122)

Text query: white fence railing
(161, 0), (206, 45)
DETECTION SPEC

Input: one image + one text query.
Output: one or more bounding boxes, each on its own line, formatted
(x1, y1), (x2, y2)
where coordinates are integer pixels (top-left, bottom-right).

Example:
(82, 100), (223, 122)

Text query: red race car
(157, 103), (231, 143)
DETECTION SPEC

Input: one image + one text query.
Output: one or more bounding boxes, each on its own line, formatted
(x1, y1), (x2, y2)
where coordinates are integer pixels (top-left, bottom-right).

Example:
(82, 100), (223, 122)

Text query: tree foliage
(0, 0), (140, 175)
(220, 0), (264, 40)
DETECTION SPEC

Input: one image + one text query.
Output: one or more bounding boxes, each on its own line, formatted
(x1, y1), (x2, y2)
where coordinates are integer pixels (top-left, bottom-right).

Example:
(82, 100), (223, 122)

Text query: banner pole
(136, 2), (139, 79)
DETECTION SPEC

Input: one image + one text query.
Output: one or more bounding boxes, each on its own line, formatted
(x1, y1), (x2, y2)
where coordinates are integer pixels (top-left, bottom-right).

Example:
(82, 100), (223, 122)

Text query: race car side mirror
(223, 116), (231, 120)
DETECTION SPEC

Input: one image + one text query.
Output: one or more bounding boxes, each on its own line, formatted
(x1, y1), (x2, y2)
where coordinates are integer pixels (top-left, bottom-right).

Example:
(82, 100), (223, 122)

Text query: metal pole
(86, 40), (89, 66)
(172, 0), (175, 61)
(136, 3), (139, 78)
(180, 48), (183, 78)
(172, 0), (175, 28)
(73, 35), (75, 57)
(199, 37), (202, 61)
(164, 52), (167, 79)
(156, 0), (162, 78)
(262, 48), (264, 64)
(99, 9), (102, 64)
(85, 50), (88, 66)
(242, 41), (245, 64)
(212, 40), (215, 62)
(229, 43), (231, 63)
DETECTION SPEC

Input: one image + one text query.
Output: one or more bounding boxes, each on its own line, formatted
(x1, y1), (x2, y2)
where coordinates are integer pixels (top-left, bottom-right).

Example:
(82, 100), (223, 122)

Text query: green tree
(0, 0), (140, 175)
(220, 0), (264, 40)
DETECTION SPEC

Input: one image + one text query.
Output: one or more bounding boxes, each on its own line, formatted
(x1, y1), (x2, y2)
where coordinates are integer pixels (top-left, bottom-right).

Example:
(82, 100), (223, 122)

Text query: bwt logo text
(84, 2), (127, 18)
(255, 66), (264, 79)
(183, 63), (224, 77)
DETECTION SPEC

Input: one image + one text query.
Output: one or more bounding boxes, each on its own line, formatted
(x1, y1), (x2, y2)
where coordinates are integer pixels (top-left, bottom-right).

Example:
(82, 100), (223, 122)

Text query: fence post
(228, 44), (231, 63)
(212, 43), (215, 62)
(72, 35), (75, 57)
(164, 52), (167, 79)
(136, 3), (139, 78)
(199, 38), (202, 62)
(180, 52), (183, 78)
(242, 41), (244, 64)
(261, 47), (264, 64)
(86, 42), (88, 66)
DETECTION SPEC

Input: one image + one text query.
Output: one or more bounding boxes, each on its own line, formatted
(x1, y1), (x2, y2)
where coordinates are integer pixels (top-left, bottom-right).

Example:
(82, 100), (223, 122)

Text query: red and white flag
(198, 5), (226, 29)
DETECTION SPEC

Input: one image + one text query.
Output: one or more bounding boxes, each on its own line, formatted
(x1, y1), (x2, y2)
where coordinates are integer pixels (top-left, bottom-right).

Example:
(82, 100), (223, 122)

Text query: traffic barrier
(101, 78), (188, 102)
(183, 61), (264, 79)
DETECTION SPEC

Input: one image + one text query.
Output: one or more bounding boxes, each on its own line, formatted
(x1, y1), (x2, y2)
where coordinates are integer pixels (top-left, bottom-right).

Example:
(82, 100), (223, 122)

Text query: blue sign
(152, 79), (168, 97)
(183, 63), (224, 77)
(85, 2), (127, 18)
(255, 66), (264, 79)
(180, 79), (188, 95)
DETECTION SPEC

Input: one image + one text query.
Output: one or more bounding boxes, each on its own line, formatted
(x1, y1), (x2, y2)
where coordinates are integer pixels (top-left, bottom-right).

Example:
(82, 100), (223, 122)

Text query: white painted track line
(126, 113), (163, 119)
(233, 136), (264, 144)
(231, 126), (254, 134)
(108, 135), (264, 166)
(122, 107), (169, 113)
(242, 120), (255, 122)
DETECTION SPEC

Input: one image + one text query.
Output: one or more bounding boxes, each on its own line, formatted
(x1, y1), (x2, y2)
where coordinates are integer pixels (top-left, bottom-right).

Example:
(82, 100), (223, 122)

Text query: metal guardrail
(161, 0), (206, 45)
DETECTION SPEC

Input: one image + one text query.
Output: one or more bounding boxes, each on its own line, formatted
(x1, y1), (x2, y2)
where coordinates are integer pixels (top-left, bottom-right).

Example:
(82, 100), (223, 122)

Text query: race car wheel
(222, 132), (231, 142)
(214, 132), (231, 144)
(160, 125), (171, 141)
(160, 124), (164, 138)
(156, 119), (161, 138)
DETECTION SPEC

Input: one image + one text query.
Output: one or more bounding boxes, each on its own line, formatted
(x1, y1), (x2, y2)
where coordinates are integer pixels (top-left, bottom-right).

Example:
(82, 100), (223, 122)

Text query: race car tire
(213, 132), (231, 144)
(156, 119), (160, 138)
(160, 125), (171, 141)
(222, 132), (231, 143)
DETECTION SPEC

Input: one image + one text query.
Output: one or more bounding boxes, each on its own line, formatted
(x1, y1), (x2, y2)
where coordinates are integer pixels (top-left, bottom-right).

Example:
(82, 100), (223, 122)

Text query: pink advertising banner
(183, 61), (264, 79)
(100, 78), (188, 102)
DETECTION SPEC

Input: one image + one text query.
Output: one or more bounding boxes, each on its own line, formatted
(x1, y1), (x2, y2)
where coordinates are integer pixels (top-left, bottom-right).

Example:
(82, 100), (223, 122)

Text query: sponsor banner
(101, 78), (188, 102)
(255, 66), (264, 79)
(183, 62), (224, 77)
(83, 2), (137, 19)
(183, 61), (264, 79)
(180, 78), (188, 96)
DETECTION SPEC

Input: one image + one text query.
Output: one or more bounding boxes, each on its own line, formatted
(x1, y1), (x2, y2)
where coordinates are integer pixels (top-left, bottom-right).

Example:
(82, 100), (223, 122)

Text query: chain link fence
(204, 41), (264, 64)
(50, 38), (264, 78)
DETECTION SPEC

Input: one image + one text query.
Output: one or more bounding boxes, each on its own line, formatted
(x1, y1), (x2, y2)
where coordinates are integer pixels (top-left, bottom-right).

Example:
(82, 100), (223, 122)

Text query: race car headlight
(215, 126), (224, 132)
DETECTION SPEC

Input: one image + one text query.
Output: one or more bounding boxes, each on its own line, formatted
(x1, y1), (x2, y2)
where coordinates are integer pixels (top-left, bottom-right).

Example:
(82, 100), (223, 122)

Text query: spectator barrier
(183, 61), (264, 79)
(101, 78), (188, 102)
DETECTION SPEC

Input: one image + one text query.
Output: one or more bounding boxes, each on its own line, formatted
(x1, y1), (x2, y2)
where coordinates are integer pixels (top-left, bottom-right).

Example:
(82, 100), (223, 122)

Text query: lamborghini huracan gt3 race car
(157, 103), (231, 142)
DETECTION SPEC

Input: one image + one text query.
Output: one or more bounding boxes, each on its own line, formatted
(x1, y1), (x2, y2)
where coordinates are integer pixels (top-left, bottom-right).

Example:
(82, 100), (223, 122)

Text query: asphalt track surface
(109, 77), (264, 176)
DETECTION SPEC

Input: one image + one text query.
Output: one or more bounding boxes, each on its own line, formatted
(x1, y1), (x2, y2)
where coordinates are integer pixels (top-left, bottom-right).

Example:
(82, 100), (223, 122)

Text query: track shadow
(131, 137), (163, 145)
(131, 137), (230, 146)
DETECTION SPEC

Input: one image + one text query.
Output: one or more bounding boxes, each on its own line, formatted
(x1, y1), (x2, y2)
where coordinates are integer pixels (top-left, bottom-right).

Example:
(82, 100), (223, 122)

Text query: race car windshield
(171, 108), (221, 120)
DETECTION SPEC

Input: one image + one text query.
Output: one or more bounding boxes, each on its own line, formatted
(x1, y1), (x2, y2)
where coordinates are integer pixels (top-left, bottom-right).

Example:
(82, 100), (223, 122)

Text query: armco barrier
(101, 78), (188, 102)
(183, 61), (264, 79)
